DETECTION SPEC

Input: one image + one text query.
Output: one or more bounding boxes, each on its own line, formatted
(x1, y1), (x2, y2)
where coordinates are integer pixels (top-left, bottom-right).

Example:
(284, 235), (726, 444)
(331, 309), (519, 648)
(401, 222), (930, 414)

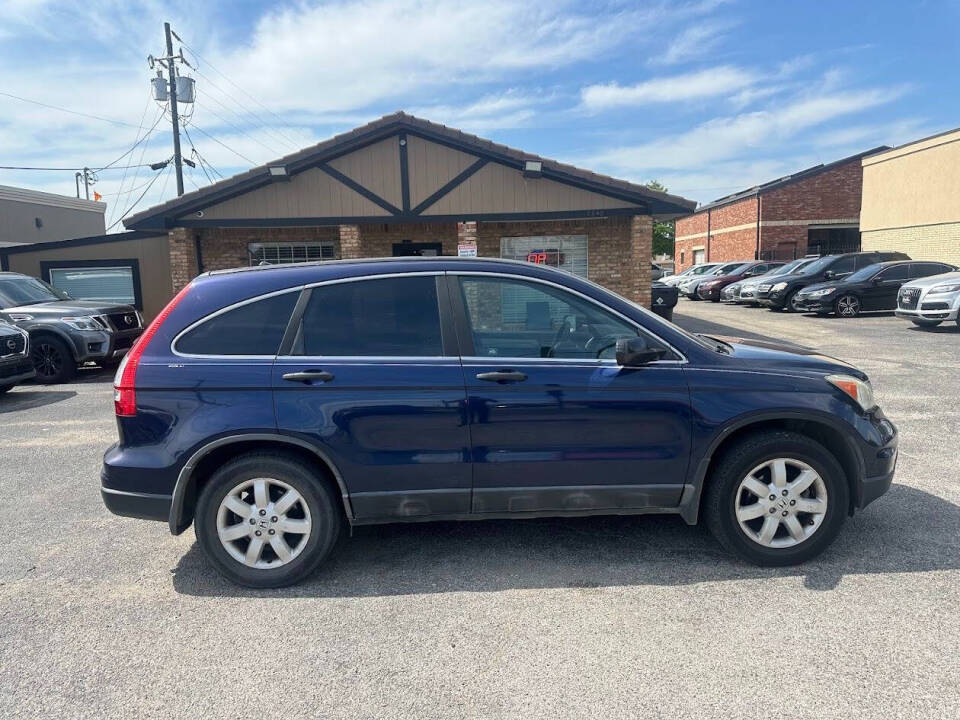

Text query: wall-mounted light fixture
(522, 160), (543, 178)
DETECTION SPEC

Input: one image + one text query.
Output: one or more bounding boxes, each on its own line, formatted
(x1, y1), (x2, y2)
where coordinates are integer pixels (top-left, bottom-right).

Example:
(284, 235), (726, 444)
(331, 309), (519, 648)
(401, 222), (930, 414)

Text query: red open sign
(527, 251), (548, 264)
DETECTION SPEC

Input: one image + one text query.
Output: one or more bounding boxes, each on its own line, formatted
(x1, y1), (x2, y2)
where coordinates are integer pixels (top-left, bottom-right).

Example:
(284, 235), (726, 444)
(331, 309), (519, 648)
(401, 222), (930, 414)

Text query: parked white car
(659, 263), (721, 287)
(895, 270), (960, 328)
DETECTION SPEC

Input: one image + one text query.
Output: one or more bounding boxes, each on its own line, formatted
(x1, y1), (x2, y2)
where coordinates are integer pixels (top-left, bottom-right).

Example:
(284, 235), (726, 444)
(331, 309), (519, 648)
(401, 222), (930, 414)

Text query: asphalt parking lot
(1, 302), (958, 719)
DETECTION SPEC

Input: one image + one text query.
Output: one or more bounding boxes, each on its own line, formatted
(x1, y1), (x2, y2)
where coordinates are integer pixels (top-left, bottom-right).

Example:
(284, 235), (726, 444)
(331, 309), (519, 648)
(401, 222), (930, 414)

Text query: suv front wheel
(704, 431), (849, 566)
(195, 452), (342, 588)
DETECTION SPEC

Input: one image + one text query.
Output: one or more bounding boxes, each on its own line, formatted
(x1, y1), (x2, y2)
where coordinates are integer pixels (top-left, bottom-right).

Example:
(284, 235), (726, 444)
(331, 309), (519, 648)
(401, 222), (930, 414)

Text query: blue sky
(0, 0), (957, 230)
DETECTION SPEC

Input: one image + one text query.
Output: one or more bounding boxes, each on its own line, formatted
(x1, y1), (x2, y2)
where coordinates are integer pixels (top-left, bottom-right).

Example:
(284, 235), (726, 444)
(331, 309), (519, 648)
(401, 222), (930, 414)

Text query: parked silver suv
(896, 270), (960, 328)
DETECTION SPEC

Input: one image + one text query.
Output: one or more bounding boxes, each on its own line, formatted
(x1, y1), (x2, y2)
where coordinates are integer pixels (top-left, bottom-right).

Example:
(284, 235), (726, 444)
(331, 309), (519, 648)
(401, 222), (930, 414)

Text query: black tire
(0, 384), (12, 394)
(835, 294), (861, 318)
(195, 452), (343, 588)
(911, 318), (941, 328)
(703, 431), (850, 566)
(782, 290), (802, 312)
(30, 335), (76, 384)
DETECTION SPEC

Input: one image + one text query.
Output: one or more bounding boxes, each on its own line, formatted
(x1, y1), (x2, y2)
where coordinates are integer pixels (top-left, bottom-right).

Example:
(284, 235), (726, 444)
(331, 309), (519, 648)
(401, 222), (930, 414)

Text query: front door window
(457, 275), (639, 360)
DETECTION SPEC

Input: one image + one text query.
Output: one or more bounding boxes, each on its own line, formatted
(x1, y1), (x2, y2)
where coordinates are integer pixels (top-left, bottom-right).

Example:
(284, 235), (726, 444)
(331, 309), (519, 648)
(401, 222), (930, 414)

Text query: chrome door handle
(282, 370), (335, 383)
(475, 370), (528, 383)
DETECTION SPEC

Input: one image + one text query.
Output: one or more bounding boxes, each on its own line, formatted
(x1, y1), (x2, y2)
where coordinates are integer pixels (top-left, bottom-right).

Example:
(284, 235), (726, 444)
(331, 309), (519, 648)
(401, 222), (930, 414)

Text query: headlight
(807, 288), (835, 297)
(60, 316), (103, 331)
(927, 283), (960, 295)
(771, 282), (788, 292)
(826, 374), (876, 411)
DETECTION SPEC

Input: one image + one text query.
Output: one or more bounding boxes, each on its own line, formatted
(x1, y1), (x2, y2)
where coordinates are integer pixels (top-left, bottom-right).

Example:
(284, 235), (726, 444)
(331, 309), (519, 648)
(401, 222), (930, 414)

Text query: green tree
(644, 180), (676, 258)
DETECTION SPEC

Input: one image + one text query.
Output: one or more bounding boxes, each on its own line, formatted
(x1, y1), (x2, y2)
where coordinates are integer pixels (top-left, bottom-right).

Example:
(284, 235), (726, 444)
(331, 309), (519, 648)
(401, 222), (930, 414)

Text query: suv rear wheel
(195, 453), (342, 587)
(703, 431), (849, 566)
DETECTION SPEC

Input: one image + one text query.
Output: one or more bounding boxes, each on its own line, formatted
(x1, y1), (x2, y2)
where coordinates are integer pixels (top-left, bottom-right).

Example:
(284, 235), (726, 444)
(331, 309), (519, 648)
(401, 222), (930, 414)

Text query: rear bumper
(101, 485), (171, 522)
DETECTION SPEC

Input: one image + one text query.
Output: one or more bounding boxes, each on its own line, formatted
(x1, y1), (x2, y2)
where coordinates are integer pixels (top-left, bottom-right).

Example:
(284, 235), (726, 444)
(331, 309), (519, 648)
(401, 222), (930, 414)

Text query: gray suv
(0, 272), (143, 384)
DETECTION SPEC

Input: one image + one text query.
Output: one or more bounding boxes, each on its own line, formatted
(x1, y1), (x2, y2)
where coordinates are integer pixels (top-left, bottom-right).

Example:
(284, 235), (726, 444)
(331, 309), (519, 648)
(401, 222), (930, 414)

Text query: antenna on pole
(148, 22), (195, 197)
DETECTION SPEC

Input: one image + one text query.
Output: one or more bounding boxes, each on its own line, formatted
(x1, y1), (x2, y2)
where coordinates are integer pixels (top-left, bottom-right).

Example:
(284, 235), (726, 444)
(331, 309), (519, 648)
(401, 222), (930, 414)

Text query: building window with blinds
(42, 260), (141, 308)
(500, 235), (588, 277)
(248, 242), (335, 266)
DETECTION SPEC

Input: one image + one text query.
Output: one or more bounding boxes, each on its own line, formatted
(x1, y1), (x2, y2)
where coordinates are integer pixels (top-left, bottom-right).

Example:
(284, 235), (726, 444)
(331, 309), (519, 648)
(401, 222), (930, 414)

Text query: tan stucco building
(861, 127), (960, 265)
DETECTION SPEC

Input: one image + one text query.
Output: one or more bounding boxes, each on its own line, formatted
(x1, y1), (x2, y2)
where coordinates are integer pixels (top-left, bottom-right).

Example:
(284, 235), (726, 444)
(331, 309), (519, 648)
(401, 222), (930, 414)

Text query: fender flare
(25, 324), (80, 361)
(168, 432), (354, 534)
(676, 408), (867, 524)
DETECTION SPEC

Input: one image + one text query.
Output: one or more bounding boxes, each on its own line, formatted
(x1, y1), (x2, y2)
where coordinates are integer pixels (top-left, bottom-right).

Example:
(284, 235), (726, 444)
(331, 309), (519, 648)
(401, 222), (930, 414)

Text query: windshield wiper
(698, 333), (732, 355)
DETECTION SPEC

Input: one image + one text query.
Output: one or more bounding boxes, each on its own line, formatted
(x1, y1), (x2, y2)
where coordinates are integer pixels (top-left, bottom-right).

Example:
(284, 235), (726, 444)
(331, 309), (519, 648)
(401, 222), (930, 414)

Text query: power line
(0, 163), (160, 171)
(174, 37), (305, 149)
(189, 66), (300, 153)
(189, 122), (257, 165)
(105, 164), (168, 231)
(0, 90), (139, 128)
(108, 110), (164, 228)
(108, 98), (157, 226)
(193, 99), (282, 159)
(95, 106), (167, 172)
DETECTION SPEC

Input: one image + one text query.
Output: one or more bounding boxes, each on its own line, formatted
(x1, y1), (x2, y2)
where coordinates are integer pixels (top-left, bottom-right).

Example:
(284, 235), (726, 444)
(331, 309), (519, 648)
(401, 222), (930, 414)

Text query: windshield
(690, 264), (717, 275)
(0, 276), (70, 307)
(845, 263), (885, 283)
(797, 256), (834, 275)
(712, 262), (745, 276)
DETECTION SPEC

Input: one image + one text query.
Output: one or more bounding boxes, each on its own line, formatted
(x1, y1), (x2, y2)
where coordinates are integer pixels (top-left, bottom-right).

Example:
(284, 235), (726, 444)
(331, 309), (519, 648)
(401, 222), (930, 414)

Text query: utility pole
(75, 167), (94, 199)
(164, 22), (184, 196)
(149, 23), (194, 197)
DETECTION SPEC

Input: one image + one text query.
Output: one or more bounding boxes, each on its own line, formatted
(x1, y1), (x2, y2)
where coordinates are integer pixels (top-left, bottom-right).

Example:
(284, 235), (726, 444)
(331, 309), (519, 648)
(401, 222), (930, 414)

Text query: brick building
(673, 147), (887, 273)
(108, 112), (693, 317)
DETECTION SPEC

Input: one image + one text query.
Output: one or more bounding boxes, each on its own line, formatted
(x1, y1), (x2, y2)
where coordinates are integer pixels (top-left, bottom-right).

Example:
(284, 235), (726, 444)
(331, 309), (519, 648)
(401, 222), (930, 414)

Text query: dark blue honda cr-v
(101, 258), (898, 587)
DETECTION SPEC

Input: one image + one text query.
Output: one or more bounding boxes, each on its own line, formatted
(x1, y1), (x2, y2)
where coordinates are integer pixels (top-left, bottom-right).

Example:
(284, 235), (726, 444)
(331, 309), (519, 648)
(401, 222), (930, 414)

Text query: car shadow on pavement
(171, 484), (960, 598)
(0, 390), (76, 413)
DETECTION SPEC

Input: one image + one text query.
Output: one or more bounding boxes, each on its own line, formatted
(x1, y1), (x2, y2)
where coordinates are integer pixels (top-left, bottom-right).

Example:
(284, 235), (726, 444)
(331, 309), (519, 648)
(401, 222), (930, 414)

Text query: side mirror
(616, 337), (667, 366)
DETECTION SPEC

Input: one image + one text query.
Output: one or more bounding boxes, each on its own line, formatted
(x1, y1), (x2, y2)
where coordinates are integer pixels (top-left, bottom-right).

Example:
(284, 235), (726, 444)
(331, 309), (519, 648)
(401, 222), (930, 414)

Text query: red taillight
(114, 283), (193, 417)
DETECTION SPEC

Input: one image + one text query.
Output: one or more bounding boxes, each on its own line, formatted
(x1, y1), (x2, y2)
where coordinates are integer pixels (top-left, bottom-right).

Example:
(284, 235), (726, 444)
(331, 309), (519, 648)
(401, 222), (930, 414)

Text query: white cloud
(654, 19), (736, 66)
(589, 84), (907, 172)
(581, 66), (759, 110)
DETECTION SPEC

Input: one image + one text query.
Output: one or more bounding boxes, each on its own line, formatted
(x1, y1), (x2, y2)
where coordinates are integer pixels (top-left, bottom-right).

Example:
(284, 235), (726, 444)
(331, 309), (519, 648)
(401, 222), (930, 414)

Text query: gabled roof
(125, 111), (696, 229)
(691, 146), (891, 214)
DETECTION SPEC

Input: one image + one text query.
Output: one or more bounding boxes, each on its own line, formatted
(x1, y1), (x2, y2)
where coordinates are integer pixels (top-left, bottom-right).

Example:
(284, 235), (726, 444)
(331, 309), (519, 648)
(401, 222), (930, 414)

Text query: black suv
(0, 319), (34, 393)
(0, 272), (143, 384)
(794, 260), (957, 317)
(757, 251), (910, 311)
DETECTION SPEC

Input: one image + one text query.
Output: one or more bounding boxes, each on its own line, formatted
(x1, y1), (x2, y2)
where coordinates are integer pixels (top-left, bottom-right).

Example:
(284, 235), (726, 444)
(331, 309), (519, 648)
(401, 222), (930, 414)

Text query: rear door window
(911, 263), (954, 278)
(294, 276), (443, 357)
(830, 256), (856, 275)
(175, 291), (299, 356)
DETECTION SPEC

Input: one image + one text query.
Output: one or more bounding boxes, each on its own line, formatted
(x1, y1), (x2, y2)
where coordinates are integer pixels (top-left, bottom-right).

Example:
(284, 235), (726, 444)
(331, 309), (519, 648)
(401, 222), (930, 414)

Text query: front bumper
(793, 295), (834, 313)
(854, 408), (898, 510)
(71, 329), (141, 362)
(0, 357), (35, 386)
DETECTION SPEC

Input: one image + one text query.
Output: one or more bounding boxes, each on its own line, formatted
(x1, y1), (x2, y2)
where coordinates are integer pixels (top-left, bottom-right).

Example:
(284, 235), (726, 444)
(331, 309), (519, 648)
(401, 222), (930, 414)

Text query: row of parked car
(0, 271), (143, 393)
(662, 251), (960, 328)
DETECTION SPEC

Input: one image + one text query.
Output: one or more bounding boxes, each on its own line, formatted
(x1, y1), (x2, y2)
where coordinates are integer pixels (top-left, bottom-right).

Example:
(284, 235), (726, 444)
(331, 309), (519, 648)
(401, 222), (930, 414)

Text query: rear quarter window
(174, 291), (299, 356)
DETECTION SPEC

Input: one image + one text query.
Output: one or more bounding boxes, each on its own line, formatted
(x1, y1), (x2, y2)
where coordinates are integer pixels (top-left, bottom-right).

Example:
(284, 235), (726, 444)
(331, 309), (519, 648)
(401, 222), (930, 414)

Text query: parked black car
(794, 260), (957, 317)
(0, 272), (143, 384)
(757, 251), (911, 311)
(0, 319), (34, 393)
(651, 281), (678, 321)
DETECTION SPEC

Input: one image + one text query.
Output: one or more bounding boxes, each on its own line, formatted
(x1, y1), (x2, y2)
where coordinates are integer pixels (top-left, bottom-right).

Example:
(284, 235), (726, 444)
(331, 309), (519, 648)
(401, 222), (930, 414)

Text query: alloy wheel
(836, 295), (860, 317)
(216, 477), (312, 569)
(734, 458), (828, 548)
(32, 342), (63, 380)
